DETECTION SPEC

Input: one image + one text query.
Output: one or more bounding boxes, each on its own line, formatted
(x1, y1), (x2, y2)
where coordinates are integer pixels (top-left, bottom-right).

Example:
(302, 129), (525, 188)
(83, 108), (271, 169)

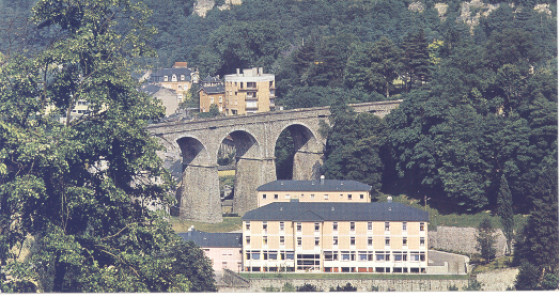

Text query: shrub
(282, 282), (296, 292)
(448, 284), (459, 291)
(297, 283), (318, 292)
(329, 282), (357, 291)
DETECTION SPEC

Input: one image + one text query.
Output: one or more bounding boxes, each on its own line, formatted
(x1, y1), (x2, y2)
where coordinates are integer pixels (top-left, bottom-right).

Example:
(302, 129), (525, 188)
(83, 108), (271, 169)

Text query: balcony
(246, 95), (258, 101)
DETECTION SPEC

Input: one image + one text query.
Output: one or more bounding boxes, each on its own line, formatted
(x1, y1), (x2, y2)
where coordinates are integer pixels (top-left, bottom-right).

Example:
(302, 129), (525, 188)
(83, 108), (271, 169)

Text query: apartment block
(256, 178), (372, 207)
(199, 76), (226, 113)
(242, 201), (429, 274)
(223, 67), (275, 115)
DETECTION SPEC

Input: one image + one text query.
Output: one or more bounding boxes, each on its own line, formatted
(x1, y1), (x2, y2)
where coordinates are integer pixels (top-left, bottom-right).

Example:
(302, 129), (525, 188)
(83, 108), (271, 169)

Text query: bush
(371, 285), (379, 291)
(448, 284), (459, 291)
(297, 283), (318, 292)
(262, 286), (280, 292)
(282, 282), (295, 292)
(515, 262), (541, 290)
(330, 282), (357, 291)
(463, 279), (482, 291)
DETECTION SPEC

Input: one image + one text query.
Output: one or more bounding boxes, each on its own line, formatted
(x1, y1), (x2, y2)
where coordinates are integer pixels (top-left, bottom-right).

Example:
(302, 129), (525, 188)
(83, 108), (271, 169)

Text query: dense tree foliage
(0, 0), (215, 292)
(476, 218), (497, 264)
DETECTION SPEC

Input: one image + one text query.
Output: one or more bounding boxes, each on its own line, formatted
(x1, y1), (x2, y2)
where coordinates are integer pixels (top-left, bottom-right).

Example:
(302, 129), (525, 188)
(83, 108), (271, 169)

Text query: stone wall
(247, 278), (469, 292)
(429, 226), (508, 257)
(476, 268), (519, 291)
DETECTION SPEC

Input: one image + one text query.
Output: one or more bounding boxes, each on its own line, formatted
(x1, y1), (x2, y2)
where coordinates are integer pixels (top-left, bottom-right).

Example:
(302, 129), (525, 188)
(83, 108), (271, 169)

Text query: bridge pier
(293, 150), (323, 180)
(233, 157), (276, 216)
(177, 164), (222, 223)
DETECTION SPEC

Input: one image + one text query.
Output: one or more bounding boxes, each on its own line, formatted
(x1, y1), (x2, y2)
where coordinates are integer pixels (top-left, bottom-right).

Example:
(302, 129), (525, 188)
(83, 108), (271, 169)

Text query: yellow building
(242, 201), (429, 273)
(224, 67), (275, 115)
(199, 76), (226, 113)
(150, 62), (199, 101)
(256, 178), (372, 207)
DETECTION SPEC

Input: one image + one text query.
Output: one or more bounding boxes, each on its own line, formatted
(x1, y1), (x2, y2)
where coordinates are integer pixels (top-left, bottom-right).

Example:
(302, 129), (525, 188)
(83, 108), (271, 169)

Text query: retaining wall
(248, 278), (469, 292)
(429, 226), (508, 257)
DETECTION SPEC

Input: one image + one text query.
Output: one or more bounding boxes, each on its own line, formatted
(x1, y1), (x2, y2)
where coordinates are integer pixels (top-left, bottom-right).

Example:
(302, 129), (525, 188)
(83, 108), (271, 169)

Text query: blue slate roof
(200, 84), (225, 94)
(151, 68), (192, 82)
(178, 230), (242, 248)
(257, 180), (372, 192)
(242, 202), (429, 222)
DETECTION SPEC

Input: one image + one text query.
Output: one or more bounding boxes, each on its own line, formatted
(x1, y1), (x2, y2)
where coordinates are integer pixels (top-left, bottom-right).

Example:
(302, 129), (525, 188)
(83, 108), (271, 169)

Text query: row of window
(245, 250), (426, 262)
(262, 193), (365, 200)
(247, 221), (425, 232)
(245, 266), (427, 273)
(247, 235), (425, 248)
(162, 74), (187, 82)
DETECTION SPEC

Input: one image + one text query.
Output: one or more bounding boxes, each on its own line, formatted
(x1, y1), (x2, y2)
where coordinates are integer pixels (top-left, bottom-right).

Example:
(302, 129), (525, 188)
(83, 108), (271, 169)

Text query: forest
(0, 0), (557, 292)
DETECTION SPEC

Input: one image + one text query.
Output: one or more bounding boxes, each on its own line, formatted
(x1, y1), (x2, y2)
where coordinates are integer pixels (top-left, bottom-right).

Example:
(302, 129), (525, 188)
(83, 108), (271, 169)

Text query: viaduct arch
(148, 100), (402, 222)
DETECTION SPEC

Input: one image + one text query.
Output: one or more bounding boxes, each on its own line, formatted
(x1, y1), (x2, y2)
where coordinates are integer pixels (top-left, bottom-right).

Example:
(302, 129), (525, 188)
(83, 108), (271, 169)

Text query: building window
(274, 194), (278, 200)
(310, 194), (315, 199)
(219, 96), (223, 103)
(280, 221), (284, 231)
(172, 74), (177, 82)
(420, 237), (425, 247)
(269, 251), (278, 260)
(403, 222), (407, 231)
(280, 236), (285, 246)
(285, 194), (290, 200)
(262, 194), (266, 200)
(263, 236), (268, 246)
(360, 194), (364, 199)
(368, 222), (372, 231)
(247, 82), (256, 88)
(263, 221), (267, 232)
(181, 75), (185, 80)
(296, 222), (302, 232)
(385, 222), (390, 231)
(246, 236), (250, 245)
(348, 194), (352, 200)
(403, 237), (407, 247)
(297, 237), (302, 247)
(245, 222), (250, 230)
(163, 76), (168, 81)
(368, 237), (373, 247)
(210, 97), (214, 104)
(350, 222), (355, 232)
(333, 236), (338, 246)
(385, 237), (390, 247)
(333, 222), (338, 231)
(315, 237), (320, 246)
(314, 222), (320, 232)
(420, 222), (425, 231)
(350, 237), (356, 246)
(324, 251), (338, 261)
(324, 194), (328, 200)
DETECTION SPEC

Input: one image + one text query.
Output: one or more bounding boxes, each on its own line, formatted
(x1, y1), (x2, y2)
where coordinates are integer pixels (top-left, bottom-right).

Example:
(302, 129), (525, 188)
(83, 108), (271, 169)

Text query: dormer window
(171, 74), (177, 82)
(163, 76), (168, 82)
(180, 74), (185, 81)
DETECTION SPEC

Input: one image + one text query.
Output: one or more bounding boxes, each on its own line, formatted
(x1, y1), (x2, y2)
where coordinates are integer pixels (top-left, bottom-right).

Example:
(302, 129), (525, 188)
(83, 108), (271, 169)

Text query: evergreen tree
(496, 175), (514, 255)
(476, 218), (497, 264)
(402, 29), (432, 91)
(370, 37), (404, 98)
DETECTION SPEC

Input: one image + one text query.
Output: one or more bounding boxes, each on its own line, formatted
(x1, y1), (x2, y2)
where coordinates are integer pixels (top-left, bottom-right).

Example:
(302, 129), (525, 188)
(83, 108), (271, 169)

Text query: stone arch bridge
(148, 100), (402, 222)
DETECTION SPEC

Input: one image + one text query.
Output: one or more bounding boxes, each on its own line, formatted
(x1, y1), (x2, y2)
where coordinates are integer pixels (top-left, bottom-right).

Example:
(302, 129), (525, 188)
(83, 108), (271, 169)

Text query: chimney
(387, 196), (392, 203)
(236, 68), (240, 75)
(320, 175), (325, 185)
(259, 67), (263, 75)
(280, 181), (284, 186)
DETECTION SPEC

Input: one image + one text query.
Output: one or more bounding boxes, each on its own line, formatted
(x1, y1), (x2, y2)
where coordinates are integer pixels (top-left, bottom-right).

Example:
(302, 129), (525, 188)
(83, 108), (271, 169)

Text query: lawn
(240, 272), (469, 280)
(377, 194), (528, 231)
(171, 216), (242, 233)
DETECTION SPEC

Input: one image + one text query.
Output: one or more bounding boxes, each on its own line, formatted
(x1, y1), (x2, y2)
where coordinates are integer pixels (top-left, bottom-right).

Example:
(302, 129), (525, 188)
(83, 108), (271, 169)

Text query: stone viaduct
(148, 100), (402, 222)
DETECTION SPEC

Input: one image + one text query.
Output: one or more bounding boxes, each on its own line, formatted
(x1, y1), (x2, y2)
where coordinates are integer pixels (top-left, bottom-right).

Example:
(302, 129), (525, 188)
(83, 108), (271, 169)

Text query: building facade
(150, 62), (199, 100)
(199, 76), (226, 113)
(256, 178), (372, 207)
(223, 67), (275, 115)
(241, 202), (429, 274)
(179, 229), (243, 275)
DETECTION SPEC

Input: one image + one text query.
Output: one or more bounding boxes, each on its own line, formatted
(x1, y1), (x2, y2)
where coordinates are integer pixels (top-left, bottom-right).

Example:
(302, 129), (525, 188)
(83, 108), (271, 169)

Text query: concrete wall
(429, 226), (508, 257)
(247, 278), (468, 292)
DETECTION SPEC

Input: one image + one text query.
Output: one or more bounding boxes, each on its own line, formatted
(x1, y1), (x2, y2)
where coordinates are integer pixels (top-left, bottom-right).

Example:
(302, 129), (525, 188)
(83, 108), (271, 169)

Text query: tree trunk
(53, 252), (67, 292)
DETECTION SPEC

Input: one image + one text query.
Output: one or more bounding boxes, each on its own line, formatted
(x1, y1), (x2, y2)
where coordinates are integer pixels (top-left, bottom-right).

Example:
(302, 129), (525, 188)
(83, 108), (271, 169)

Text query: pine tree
(497, 175), (514, 255)
(476, 218), (497, 264)
(402, 29), (432, 91)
